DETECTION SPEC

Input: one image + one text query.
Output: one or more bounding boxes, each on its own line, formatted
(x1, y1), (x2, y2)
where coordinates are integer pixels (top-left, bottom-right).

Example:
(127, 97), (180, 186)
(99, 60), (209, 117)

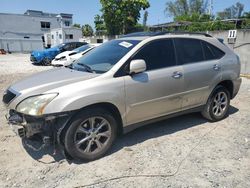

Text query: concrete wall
(0, 38), (43, 53)
(0, 12), (74, 52)
(209, 30), (250, 74)
(0, 13), (61, 40)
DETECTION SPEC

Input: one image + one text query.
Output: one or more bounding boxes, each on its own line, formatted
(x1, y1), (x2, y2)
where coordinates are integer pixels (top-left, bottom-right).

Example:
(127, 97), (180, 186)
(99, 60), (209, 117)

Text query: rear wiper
(77, 63), (94, 73)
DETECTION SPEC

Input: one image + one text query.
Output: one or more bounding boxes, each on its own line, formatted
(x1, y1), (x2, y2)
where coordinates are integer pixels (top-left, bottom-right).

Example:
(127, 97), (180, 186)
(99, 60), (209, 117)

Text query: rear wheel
(64, 108), (117, 161)
(201, 86), (230, 121)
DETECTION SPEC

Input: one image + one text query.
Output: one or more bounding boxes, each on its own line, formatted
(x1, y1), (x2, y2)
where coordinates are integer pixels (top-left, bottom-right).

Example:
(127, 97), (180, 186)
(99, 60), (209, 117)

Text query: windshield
(71, 40), (140, 73)
(74, 44), (92, 53)
(52, 43), (65, 49)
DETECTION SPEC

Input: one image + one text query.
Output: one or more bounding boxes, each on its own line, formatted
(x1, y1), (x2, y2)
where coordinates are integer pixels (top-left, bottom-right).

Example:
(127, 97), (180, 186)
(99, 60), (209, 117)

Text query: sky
(0, 0), (250, 28)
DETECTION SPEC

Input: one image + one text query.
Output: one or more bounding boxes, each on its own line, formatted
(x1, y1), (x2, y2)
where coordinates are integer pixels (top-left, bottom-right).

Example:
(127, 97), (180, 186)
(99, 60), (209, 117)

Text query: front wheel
(42, 57), (51, 66)
(201, 86), (230, 122)
(64, 108), (117, 161)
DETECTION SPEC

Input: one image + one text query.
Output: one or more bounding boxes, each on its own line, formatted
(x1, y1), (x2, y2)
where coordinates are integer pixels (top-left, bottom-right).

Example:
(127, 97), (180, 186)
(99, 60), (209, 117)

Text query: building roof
(0, 9), (73, 18)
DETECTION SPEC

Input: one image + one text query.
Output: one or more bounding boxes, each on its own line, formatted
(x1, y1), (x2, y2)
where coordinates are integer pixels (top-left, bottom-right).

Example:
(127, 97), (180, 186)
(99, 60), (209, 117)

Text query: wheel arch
(58, 102), (124, 147)
(216, 80), (234, 99)
(78, 102), (124, 135)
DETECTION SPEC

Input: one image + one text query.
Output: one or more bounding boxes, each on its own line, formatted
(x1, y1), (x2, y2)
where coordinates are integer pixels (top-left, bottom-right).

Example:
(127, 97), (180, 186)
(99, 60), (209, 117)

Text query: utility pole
(209, 0), (214, 16)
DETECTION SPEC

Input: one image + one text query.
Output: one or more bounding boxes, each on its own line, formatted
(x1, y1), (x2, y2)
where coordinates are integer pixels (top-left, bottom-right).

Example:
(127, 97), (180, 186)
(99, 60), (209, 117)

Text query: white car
(51, 44), (100, 66)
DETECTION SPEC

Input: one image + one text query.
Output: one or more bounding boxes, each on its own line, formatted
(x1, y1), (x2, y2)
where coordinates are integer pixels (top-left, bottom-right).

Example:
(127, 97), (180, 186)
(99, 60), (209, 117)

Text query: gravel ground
(0, 54), (249, 188)
(0, 53), (51, 75)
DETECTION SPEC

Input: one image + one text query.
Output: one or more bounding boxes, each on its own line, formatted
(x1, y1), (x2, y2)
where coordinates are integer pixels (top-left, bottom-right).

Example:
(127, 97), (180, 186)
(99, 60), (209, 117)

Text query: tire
(42, 57), (51, 66)
(64, 108), (117, 161)
(201, 86), (230, 122)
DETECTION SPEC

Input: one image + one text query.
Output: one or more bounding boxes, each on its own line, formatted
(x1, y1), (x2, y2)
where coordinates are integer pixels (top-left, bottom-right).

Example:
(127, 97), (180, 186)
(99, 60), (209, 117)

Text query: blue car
(30, 42), (87, 65)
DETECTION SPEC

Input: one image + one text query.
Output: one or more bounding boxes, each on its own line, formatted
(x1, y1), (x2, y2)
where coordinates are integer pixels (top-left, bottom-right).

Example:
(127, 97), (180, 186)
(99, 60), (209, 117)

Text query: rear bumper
(232, 77), (242, 99)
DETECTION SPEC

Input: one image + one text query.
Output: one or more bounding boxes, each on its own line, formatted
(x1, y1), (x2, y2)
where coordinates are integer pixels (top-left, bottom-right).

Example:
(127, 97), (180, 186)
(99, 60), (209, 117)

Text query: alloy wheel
(73, 116), (111, 154)
(212, 91), (228, 117)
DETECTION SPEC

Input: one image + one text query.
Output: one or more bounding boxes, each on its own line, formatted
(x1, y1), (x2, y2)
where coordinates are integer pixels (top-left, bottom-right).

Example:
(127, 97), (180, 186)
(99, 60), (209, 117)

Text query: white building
(0, 10), (82, 52)
(45, 27), (82, 47)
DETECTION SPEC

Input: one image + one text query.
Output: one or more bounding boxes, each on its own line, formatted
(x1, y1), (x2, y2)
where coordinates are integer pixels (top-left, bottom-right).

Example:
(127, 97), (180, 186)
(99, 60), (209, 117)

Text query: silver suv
(3, 32), (242, 161)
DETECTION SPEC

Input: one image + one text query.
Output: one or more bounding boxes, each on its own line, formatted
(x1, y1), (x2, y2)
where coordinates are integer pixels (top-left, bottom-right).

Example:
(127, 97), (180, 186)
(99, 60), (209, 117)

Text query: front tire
(42, 57), (51, 66)
(64, 108), (117, 161)
(201, 86), (230, 122)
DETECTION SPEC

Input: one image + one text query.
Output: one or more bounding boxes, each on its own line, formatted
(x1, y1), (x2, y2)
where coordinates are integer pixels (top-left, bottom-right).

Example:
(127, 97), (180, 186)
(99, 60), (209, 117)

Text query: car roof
(118, 31), (213, 41)
(63, 42), (87, 45)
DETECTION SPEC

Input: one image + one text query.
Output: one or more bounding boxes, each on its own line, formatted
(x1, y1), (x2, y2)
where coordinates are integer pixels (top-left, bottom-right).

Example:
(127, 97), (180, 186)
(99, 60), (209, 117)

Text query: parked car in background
(30, 42), (87, 65)
(3, 32), (241, 161)
(51, 44), (100, 67)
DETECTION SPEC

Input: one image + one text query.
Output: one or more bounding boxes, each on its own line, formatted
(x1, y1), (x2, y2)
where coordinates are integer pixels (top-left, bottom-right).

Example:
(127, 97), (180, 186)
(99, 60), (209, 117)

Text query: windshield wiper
(65, 64), (73, 69)
(77, 63), (94, 73)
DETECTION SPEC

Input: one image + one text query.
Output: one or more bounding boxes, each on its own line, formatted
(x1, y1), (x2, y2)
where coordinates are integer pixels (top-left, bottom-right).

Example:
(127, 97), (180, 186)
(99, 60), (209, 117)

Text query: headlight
(16, 93), (58, 116)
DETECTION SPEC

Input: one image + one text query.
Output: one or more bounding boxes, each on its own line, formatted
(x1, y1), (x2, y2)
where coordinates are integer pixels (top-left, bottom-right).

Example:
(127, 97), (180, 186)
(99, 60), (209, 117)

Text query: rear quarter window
(202, 41), (225, 60)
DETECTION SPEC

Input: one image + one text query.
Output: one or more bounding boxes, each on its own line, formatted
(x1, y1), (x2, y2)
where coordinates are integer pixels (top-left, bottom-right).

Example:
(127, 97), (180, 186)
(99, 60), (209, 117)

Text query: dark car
(30, 42), (87, 65)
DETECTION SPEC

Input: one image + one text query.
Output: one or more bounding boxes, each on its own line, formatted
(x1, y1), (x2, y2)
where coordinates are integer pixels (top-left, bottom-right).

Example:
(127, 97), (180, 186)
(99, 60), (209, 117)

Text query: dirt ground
(0, 54), (249, 188)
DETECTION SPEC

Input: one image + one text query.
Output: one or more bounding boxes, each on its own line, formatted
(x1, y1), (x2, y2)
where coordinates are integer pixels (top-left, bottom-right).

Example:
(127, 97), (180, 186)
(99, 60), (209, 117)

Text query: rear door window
(174, 38), (204, 65)
(132, 39), (176, 71)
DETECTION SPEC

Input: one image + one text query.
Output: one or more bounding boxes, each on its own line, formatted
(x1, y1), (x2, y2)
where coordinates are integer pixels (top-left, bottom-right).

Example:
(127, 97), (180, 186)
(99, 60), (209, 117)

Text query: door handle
(213, 64), (221, 71)
(172, 71), (183, 79)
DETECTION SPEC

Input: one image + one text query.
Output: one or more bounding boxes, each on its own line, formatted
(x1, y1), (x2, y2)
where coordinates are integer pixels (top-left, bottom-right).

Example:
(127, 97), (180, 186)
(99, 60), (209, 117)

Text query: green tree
(189, 0), (206, 14)
(242, 11), (250, 18)
(82, 24), (94, 37)
(73, 23), (81, 28)
(217, 2), (244, 19)
(94, 14), (106, 35)
(165, 0), (208, 20)
(175, 12), (212, 22)
(100, 0), (150, 35)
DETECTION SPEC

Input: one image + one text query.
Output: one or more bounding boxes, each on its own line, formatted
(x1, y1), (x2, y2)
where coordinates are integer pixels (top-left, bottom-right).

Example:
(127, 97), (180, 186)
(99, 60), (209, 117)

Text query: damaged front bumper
(6, 110), (73, 145)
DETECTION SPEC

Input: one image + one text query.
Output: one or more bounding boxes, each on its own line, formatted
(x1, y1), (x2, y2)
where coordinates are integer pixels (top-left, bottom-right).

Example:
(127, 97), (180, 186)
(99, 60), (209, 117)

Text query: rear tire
(201, 86), (230, 122)
(64, 108), (117, 161)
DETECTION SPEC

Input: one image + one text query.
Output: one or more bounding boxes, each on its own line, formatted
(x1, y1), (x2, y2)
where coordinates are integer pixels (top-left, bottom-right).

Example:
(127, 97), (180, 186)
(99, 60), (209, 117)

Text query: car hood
(31, 47), (59, 56)
(10, 68), (98, 95)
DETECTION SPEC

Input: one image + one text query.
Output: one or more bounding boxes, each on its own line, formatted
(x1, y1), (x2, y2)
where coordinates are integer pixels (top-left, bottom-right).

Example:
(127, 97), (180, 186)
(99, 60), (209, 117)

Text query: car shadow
(21, 106), (239, 164)
(109, 105), (239, 156)
(22, 137), (65, 164)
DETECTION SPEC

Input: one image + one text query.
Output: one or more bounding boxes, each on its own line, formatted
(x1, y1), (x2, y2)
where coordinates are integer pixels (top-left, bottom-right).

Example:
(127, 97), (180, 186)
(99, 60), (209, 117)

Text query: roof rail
(156, 31), (212, 37)
(121, 32), (161, 38)
(121, 31), (212, 38)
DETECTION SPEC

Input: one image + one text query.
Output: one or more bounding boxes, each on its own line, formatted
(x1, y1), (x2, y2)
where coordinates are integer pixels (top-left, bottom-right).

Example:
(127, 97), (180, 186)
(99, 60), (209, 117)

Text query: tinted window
(175, 38), (204, 65)
(41, 22), (50, 29)
(66, 34), (73, 39)
(132, 39), (176, 71)
(64, 43), (75, 51)
(202, 41), (225, 60)
(74, 44), (91, 53)
(76, 42), (84, 48)
(73, 40), (140, 73)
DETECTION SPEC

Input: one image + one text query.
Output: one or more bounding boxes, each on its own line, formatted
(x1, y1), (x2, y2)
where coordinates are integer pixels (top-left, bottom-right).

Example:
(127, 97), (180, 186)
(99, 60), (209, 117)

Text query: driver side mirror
(129, 59), (146, 75)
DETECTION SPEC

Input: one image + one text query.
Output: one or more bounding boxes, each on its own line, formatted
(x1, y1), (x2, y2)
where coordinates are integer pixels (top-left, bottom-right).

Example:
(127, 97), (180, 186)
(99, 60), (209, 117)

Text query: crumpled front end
(5, 109), (73, 147)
